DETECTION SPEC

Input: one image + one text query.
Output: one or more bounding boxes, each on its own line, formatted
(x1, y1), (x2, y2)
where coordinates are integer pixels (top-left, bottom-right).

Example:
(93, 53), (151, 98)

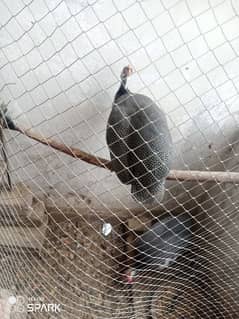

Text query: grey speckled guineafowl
(106, 66), (173, 204)
(124, 212), (193, 283)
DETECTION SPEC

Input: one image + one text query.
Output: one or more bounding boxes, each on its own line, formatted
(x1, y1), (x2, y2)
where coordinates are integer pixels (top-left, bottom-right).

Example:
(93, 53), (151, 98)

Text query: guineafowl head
(123, 268), (137, 284)
(120, 65), (133, 81)
(114, 65), (133, 100)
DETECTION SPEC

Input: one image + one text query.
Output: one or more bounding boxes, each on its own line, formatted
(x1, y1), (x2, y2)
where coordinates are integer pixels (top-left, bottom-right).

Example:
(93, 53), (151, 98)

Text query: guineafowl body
(125, 212), (193, 283)
(106, 66), (173, 203)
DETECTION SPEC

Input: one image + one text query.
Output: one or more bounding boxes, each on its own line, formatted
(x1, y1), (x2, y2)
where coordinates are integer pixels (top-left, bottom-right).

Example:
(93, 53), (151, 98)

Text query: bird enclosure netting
(0, 0), (239, 318)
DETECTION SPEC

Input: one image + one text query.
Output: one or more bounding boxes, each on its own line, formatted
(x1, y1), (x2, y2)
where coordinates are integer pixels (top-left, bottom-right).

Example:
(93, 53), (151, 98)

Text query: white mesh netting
(0, 0), (239, 318)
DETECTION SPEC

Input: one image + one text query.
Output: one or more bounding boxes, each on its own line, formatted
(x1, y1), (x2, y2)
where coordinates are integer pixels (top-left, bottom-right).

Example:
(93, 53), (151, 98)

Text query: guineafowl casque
(106, 66), (172, 204)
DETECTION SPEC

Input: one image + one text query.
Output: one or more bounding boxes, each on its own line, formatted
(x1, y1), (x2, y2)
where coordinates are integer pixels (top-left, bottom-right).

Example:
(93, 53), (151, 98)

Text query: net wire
(0, 0), (239, 318)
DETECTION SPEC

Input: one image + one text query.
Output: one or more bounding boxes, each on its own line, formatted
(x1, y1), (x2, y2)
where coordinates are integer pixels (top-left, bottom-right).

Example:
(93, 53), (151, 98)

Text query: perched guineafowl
(106, 66), (173, 203)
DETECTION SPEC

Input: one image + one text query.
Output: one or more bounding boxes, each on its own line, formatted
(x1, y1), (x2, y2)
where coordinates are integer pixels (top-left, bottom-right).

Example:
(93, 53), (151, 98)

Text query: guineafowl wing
(128, 94), (173, 202)
(106, 98), (133, 184)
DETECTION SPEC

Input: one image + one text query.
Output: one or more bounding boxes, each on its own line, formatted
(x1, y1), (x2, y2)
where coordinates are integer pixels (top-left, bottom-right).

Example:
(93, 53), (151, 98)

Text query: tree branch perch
(11, 125), (239, 184)
(15, 126), (111, 169)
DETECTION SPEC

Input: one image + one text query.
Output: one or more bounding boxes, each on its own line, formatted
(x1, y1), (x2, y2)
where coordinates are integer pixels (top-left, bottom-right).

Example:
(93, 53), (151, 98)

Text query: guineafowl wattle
(106, 66), (173, 204)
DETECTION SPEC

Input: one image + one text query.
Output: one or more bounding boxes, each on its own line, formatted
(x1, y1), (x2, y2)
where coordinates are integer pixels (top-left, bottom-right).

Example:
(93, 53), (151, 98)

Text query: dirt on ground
(0, 218), (135, 319)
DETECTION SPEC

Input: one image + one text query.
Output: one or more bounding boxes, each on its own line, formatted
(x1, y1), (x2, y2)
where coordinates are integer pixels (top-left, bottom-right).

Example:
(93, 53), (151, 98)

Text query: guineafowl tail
(131, 179), (166, 204)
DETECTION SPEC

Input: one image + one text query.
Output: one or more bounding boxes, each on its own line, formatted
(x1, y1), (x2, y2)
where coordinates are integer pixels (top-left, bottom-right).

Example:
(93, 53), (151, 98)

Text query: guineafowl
(123, 212), (194, 319)
(124, 212), (193, 283)
(106, 66), (172, 204)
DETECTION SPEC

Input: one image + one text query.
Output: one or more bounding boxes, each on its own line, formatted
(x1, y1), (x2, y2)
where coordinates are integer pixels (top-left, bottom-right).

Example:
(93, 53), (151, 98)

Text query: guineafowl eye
(106, 65), (173, 204)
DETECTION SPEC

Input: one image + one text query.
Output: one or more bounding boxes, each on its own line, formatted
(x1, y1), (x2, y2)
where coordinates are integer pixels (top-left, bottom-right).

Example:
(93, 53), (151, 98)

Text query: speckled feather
(133, 212), (193, 272)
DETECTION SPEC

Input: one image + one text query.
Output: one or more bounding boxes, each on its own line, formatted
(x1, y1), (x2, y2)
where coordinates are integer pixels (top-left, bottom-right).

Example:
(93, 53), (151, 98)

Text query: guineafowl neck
(114, 78), (128, 101)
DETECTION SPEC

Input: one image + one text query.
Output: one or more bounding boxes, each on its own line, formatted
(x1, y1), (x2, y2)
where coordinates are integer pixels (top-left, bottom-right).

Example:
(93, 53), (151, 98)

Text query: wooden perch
(167, 169), (239, 183)
(11, 125), (239, 184)
(15, 125), (111, 169)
